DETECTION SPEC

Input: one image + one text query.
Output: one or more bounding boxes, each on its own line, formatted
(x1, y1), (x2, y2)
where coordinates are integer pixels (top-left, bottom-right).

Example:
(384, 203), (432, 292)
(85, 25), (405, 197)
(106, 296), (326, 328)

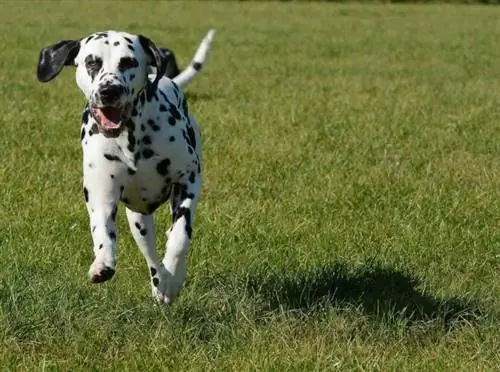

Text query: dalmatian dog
(36, 29), (215, 304)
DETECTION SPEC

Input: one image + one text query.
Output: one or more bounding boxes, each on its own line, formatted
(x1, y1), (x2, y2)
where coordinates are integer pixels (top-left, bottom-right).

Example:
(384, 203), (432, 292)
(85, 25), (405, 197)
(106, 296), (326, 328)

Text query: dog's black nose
(99, 85), (124, 105)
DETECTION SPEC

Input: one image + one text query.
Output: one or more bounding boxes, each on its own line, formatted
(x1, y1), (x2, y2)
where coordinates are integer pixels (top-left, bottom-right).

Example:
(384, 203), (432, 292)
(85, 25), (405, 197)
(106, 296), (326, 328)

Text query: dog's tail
(172, 28), (215, 88)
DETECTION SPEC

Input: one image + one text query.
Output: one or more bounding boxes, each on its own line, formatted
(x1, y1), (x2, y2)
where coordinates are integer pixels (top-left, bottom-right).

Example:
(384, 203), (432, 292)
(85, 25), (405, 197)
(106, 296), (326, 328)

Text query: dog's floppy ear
(37, 40), (80, 82)
(138, 35), (167, 91)
(159, 48), (181, 79)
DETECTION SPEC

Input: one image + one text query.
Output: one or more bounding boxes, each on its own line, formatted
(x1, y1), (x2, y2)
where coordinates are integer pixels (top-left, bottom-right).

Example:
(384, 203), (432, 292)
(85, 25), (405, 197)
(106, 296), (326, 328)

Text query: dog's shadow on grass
(239, 262), (484, 330)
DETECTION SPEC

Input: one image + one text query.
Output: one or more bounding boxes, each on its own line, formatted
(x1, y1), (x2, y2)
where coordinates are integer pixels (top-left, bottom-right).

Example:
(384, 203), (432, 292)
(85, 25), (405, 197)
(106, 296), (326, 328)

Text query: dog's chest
(84, 118), (199, 214)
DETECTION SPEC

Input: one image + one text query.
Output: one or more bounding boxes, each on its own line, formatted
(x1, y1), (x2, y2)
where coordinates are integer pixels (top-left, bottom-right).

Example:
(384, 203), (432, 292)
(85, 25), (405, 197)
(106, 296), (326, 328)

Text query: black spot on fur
(142, 148), (154, 159)
(83, 187), (89, 202)
(113, 41), (120, 46)
(147, 119), (160, 131)
(125, 119), (135, 131)
(189, 172), (196, 183)
(169, 136), (175, 142)
(118, 57), (139, 71)
(85, 36), (94, 44)
(152, 277), (159, 287)
(182, 98), (189, 116)
(168, 116), (176, 126)
(150, 267), (157, 277)
(142, 135), (152, 145)
(99, 243), (103, 249)
(104, 40), (109, 45)
(127, 131), (136, 152)
(90, 266), (115, 283)
(140, 92), (145, 106)
(92, 225), (96, 233)
(104, 153), (121, 162)
(159, 104), (167, 112)
(131, 107), (138, 117)
(110, 174), (115, 179)
(109, 231), (116, 240)
(159, 90), (173, 105)
(128, 168), (136, 175)
(156, 158), (170, 176)
(89, 123), (99, 136)
(80, 128), (86, 141)
(111, 205), (118, 221)
(124, 36), (133, 44)
(186, 125), (196, 149)
(193, 62), (202, 71)
(140, 228), (147, 236)
(169, 105), (181, 120)
(173, 206), (192, 239)
(188, 146), (194, 154)
(82, 108), (90, 124)
(172, 81), (179, 95)
(127, 44), (135, 52)
(93, 32), (108, 40)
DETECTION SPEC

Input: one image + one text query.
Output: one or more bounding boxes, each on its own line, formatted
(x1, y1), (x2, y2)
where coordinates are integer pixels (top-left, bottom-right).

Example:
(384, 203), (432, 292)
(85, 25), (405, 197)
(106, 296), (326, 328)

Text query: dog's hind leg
(125, 208), (168, 302)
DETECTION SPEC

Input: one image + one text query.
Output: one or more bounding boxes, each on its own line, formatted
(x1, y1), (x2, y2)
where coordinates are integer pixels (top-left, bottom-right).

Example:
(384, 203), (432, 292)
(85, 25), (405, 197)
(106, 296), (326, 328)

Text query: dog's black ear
(138, 35), (167, 91)
(159, 48), (181, 78)
(37, 40), (80, 82)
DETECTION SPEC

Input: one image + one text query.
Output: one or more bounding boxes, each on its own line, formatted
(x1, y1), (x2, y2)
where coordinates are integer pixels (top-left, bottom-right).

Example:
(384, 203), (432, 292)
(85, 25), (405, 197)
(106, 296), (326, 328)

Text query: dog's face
(75, 32), (149, 133)
(37, 31), (168, 137)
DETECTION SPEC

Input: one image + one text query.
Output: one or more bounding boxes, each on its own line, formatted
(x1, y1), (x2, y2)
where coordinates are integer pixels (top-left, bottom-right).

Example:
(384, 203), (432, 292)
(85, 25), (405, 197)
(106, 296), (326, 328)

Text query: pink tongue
(96, 107), (122, 129)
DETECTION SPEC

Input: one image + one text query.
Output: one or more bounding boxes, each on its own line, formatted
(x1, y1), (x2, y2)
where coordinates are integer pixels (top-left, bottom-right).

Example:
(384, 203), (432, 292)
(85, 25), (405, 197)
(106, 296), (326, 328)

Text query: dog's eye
(85, 56), (102, 69)
(86, 60), (98, 68)
(118, 57), (139, 71)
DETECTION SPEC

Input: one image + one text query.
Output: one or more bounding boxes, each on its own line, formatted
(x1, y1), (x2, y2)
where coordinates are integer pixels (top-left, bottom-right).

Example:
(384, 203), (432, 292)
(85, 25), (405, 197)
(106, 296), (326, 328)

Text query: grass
(0, 1), (499, 370)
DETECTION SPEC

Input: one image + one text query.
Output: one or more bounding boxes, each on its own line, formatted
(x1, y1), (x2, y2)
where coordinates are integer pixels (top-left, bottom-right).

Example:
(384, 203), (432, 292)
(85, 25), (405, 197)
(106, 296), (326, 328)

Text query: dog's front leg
(83, 179), (121, 284)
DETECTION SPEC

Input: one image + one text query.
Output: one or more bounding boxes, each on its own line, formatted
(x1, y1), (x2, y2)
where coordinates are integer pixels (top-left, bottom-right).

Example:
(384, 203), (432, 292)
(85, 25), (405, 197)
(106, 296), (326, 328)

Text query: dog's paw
(150, 263), (184, 305)
(88, 260), (115, 283)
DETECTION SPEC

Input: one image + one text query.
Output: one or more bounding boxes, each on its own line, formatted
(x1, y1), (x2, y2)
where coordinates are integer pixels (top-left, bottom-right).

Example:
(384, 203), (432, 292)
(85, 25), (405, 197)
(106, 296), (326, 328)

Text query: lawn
(0, 1), (499, 370)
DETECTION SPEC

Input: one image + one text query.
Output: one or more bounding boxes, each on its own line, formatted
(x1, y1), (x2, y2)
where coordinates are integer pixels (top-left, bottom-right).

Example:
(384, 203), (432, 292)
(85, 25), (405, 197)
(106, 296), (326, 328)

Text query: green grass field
(1, 1), (499, 370)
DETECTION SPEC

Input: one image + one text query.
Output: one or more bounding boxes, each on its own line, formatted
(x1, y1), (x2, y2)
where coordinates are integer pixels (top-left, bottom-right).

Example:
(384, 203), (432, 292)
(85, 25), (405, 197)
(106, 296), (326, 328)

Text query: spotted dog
(36, 29), (215, 304)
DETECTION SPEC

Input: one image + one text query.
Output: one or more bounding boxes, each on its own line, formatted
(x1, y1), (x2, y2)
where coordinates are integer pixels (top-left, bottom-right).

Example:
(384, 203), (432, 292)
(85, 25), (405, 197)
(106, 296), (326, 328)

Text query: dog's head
(37, 31), (168, 136)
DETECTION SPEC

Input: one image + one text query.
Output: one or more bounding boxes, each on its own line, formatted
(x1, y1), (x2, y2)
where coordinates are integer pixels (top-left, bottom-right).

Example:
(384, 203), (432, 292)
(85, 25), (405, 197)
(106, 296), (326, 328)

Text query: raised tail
(172, 28), (215, 88)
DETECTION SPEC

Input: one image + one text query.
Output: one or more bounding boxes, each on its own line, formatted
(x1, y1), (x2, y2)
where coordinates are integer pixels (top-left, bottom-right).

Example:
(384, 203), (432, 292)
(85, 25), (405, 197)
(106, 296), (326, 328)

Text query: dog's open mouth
(91, 104), (130, 137)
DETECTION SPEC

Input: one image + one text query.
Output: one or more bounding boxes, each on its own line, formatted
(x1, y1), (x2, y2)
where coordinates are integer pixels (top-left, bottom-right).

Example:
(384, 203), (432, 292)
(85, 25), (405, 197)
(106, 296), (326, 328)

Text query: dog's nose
(98, 85), (124, 105)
